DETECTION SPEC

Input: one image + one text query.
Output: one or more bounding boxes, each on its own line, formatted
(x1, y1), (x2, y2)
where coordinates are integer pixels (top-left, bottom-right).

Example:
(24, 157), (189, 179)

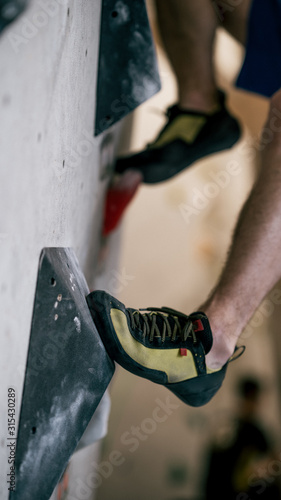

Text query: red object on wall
(103, 170), (143, 236)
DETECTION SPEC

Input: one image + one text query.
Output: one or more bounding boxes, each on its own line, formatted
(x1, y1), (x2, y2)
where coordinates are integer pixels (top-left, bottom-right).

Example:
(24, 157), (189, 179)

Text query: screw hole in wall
(32, 427), (36, 434)
(50, 277), (56, 287)
(111, 10), (118, 17)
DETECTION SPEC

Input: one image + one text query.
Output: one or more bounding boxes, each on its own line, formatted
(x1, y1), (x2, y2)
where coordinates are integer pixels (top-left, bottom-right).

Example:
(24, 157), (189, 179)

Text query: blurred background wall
(95, 5), (281, 500)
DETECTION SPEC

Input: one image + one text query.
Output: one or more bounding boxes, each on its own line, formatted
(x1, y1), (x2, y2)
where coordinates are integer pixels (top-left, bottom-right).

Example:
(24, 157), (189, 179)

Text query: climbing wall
(0, 2), (114, 498)
(0, 0), (160, 498)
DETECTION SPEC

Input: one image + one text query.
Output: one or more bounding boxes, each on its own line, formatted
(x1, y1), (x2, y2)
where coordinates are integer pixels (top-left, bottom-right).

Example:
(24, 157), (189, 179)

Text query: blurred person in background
(204, 377), (281, 499)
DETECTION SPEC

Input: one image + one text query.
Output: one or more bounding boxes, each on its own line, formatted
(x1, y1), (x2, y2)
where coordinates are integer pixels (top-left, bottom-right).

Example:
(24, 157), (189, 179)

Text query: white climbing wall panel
(0, 1), (122, 498)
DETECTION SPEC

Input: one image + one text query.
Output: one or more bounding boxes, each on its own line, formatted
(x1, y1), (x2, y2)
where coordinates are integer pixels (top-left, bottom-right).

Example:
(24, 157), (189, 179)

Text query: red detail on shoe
(193, 319), (204, 332)
(180, 348), (187, 356)
(103, 170), (143, 236)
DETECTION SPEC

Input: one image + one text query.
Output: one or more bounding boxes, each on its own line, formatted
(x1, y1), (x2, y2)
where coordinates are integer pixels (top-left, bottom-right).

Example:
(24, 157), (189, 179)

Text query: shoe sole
(116, 115), (241, 184)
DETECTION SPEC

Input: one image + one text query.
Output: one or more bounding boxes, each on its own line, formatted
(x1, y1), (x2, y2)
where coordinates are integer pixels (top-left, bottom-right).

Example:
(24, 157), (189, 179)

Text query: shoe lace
(128, 307), (198, 344)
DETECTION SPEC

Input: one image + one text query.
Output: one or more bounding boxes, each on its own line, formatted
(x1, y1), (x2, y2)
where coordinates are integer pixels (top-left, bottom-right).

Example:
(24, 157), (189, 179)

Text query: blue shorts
(236, 0), (281, 97)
